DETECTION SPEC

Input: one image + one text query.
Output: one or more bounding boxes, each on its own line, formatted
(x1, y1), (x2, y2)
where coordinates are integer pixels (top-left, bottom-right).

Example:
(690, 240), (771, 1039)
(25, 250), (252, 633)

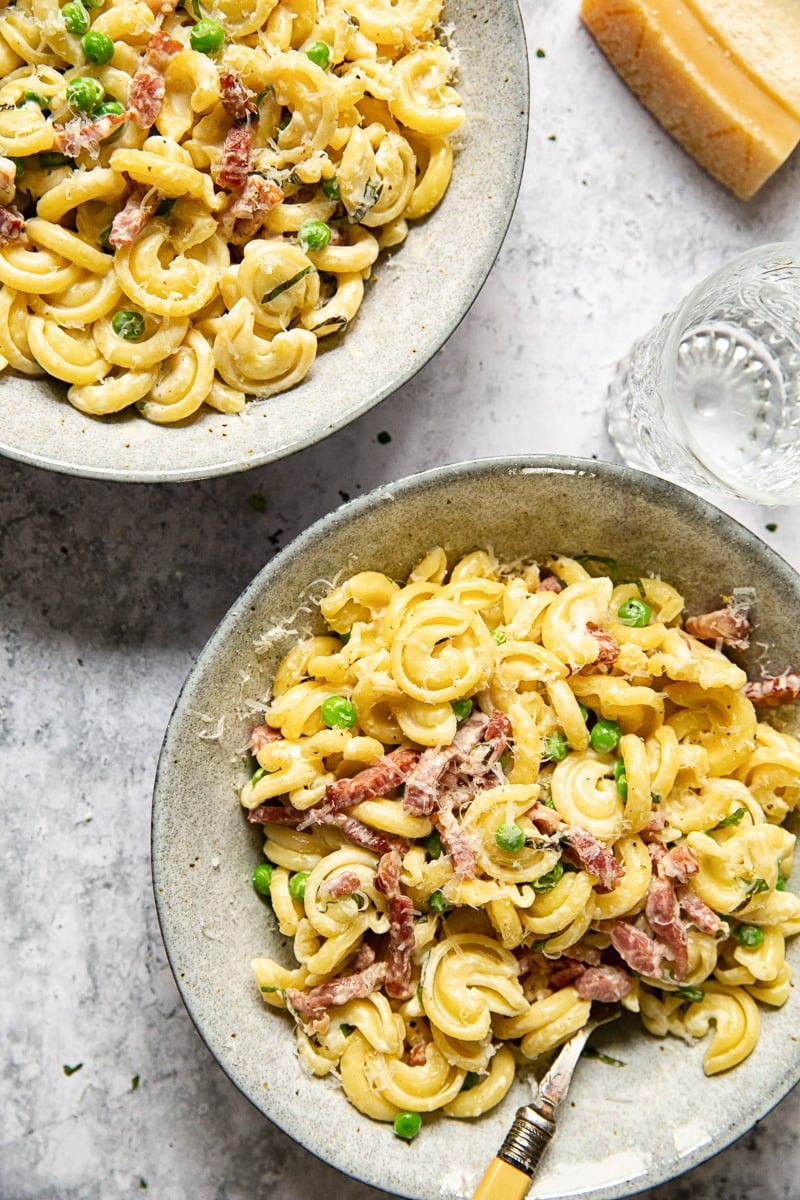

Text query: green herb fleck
(676, 985), (705, 1003)
(63, 1063), (83, 1076)
(536, 47), (546, 57)
(715, 807), (746, 829)
(131, 1074), (140, 1090)
(766, 523), (778, 532)
(584, 1047), (626, 1067)
(251, 493), (267, 513)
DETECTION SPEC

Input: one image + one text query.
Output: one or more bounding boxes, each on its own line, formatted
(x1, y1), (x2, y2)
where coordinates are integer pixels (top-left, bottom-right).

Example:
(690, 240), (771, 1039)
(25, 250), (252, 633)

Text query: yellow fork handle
(471, 1156), (532, 1200)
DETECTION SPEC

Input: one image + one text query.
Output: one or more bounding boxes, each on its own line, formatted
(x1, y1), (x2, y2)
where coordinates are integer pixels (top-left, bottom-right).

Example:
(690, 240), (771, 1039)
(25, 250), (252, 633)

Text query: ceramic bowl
(152, 456), (800, 1200)
(0, 0), (528, 484)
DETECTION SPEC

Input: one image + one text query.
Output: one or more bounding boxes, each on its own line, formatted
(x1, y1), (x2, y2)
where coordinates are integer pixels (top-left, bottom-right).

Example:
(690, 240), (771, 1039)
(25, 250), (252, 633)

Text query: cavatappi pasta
(240, 548), (800, 1133)
(0, 0), (462, 423)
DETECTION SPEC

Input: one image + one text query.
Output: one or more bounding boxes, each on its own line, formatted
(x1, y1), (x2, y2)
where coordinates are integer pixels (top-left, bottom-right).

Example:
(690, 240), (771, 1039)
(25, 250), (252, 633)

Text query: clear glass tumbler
(606, 243), (800, 505)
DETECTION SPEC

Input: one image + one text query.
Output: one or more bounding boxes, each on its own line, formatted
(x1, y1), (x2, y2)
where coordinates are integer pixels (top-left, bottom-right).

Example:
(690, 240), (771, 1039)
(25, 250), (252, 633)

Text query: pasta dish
(0, 0), (462, 422)
(239, 547), (800, 1136)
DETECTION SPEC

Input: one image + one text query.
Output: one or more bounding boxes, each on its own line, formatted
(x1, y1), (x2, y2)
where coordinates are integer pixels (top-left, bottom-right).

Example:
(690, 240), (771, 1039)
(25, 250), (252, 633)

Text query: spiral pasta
(0, 0), (462, 422)
(238, 548), (800, 1134)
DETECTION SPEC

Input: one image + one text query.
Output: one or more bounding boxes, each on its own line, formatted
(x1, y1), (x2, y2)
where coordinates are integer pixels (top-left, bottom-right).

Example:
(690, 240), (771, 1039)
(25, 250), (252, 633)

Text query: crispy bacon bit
(287, 961), (387, 1023)
(218, 175), (284, 244)
(743, 673), (800, 708)
(128, 31), (182, 129)
(108, 185), (161, 249)
(319, 870), (361, 899)
(374, 849), (403, 897)
(0, 204), (24, 245)
(385, 894), (415, 999)
(685, 605), (751, 650)
(656, 844), (698, 884)
(247, 804), (304, 825)
(527, 801), (567, 835)
(586, 624), (620, 670)
(403, 711), (494, 817)
(548, 961), (586, 990)
(645, 877), (688, 978)
(219, 68), (257, 121)
(574, 964), (633, 1003)
(676, 885), (729, 937)
(567, 827), (624, 892)
(640, 812), (668, 840)
(433, 803), (477, 878)
(351, 942), (376, 972)
(324, 748), (421, 812)
(248, 723), (283, 752)
(215, 123), (253, 191)
(407, 1042), (428, 1066)
(313, 809), (408, 856)
(53, 112), (127, 159)
(536, 574), (563, 594)
(610, 922), (667, 977)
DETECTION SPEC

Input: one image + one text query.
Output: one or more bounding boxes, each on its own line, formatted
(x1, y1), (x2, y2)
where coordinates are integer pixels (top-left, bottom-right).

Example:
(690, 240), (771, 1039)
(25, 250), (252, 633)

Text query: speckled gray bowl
(152, 456), (800, 1200)
(0, 0), (528, 484)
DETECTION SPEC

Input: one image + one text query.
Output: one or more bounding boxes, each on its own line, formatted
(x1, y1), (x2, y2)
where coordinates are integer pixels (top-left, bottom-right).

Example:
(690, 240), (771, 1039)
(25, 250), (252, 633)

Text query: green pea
(111, 310), (145, 340)
(617, 597), (652, 627)
(190, 18), (225, 54)
(423, 830), (444, 859)
(495, 822), (526, 853)
(94, 99), (125, 117)
(590, 718), (622, 754)
(529, 862), (564, 892)
(578, 703), (589, 723)
(252, 862), (274, 895)
(81, 31), (115, 64)
(734, 924), (765, 948)
(66, 75), (105, 112)
(297, 218), (331, 252)
(320, 694), (357, 729)
(21, 90), (50, 108)
(428, 889), (451, 914)
(542, 730), (568, 762)
(450, 698), (473, 722)
(393, 1110), (422, 1140)
(776, 875), (787, 891)
(61, 0), (90, 33)
(305, 40), (331, 69)
(613, 757), (627, 800)
(321, 175), (340, 200)
(288, 870), (310, 902)
(491, 628), (507, 645)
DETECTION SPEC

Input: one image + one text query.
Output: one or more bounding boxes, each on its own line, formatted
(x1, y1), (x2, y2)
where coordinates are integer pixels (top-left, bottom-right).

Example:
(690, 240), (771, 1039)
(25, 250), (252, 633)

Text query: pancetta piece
(218, 176), (284, 243)
(219, 68), (257, 121)
(324, 747), (421, 812)
(676, 885), (729, 937)
(384, 894), (415, 999)
(313, 809), (409, 857)
(574, 964), (633, 1003)
(403, 710), (497, 817)
(586, 623), (620, 669)
(108, 185), (161, 249)
(610, 922), (667, 977)
(247, 804), (304, 825)
(53, 111), (127, 159)
(536, 574), (563, 594)
(215, 124), (253, 191)
(656, 843), (699, 884)
(433, 802), (477, 878)
(319, 870), (362, 899)
(567, 827), (624, 892)
(0, 204), (24, 245)
(743, 673), (800, 708)
(128, 31), (182, 129)
(286, 961), (387, 1023)
(685, 605), (751, 650)
(645, 876), (688, 978)
(374, 849), (404, 897)
(248, 722), (283, 751)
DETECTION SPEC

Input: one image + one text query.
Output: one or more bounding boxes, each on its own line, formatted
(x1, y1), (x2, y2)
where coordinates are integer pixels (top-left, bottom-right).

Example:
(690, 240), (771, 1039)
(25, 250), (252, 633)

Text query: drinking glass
(606, 243), (800, 505)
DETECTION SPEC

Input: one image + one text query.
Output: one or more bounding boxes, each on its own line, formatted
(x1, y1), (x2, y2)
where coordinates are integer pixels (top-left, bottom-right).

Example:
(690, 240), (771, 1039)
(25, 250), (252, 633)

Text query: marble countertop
(3, 3), (800, 1199)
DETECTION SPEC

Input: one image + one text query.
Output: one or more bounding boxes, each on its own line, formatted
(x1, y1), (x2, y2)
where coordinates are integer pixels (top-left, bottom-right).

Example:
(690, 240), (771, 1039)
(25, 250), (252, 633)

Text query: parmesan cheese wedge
(580, 0), (800, 199)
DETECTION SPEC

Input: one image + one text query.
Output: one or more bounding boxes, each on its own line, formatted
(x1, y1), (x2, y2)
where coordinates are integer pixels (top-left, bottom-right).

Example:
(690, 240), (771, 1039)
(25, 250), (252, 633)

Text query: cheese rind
(581, 0), (800, 199)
